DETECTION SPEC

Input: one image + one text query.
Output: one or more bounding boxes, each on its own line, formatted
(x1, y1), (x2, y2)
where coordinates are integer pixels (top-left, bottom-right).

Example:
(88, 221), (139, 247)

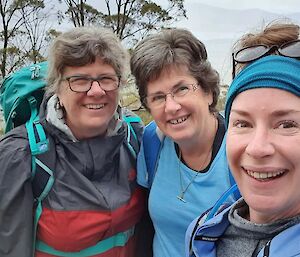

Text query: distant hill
(175, 3), (300, 84)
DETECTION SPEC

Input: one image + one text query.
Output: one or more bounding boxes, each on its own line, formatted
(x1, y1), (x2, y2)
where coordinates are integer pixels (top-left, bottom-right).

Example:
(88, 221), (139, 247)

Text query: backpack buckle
(27, 95), (37, 108)
(30, 65), (41, 79)
(36, 141), (49, 153)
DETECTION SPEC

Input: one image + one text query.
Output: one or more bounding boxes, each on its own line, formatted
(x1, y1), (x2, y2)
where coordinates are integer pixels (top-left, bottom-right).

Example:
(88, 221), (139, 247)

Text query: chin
(246, 195), (283, 215)
(168, 130), (193, 142)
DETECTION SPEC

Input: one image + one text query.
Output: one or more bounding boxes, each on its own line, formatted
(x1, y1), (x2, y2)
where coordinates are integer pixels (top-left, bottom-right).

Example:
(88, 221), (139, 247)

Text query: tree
(19, 2), (56, 64)
(58, 0), (100, 27)
(59, 0), (186, 46)
(0, 0), (45, 78)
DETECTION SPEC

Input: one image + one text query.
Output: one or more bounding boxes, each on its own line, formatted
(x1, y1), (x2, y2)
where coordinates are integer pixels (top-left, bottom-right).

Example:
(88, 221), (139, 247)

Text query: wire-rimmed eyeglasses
(143, 83), (200, 109)
(63, 74), (120, 93)
(232, 39), (300, 79)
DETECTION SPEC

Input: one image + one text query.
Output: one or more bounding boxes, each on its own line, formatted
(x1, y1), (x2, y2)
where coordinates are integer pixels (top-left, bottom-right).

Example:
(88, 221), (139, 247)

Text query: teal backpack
(1, 62), (48, 133)
(0, 62), (141, 255)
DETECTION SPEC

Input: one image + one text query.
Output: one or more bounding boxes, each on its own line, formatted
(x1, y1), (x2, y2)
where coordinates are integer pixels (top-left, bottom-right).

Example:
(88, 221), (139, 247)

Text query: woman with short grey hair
(0, 26), (148, 257)
(131, 28), (235, 257)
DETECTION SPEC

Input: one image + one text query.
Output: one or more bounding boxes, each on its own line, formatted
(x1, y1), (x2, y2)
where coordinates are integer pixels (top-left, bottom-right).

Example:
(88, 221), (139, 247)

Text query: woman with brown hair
(131, 28), (236, 257)
(187, 21), (300, 257)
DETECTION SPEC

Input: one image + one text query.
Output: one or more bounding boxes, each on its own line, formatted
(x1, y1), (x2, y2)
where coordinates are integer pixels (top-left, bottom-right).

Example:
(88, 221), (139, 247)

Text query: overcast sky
(191, 0), (300, 12)
(49, 0), (300, 85)
(173, 0), (300, 84)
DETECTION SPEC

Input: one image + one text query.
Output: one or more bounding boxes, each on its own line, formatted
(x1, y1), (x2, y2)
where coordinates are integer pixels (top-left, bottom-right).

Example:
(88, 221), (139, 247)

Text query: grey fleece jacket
(216, 199), (300, 257)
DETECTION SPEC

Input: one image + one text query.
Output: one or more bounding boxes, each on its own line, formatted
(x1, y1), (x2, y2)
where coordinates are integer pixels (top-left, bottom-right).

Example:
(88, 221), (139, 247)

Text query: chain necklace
(176, 117), (217, 203)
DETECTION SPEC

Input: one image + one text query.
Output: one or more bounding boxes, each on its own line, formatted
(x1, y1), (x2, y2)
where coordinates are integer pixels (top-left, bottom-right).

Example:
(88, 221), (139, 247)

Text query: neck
(179, 115), (217, 171)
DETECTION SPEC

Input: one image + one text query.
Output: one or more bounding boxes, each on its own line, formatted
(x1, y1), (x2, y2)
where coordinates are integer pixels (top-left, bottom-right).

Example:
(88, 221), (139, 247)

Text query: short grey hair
(46, 26), (128, 96)
(130, 28), (220, 112)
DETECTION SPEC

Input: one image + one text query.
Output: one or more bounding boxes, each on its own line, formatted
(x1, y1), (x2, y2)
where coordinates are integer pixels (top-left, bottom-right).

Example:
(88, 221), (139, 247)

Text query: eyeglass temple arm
(231, 52), (236, 80)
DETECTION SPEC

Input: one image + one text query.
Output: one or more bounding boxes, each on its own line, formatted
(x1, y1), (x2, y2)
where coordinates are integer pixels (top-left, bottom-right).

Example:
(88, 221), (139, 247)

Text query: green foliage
(59, 0), (186, 46)
(10, 0), (45, 10)
(59, 0), (101, 26)
(120, 85), (153, 124)
(26, 50), (46, 63)
(0, 46), (21, 55)
(0, 0), (187, 78)
(135, 109), (153, 125)
(216, 95), (226, 112)
(0, 0), (48, 77)
(45, 29), (62, 43)
(140, 2), (169, 20)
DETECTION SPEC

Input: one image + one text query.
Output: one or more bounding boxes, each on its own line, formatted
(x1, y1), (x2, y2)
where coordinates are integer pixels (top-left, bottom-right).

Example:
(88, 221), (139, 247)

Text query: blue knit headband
(225, 55), (300, 126)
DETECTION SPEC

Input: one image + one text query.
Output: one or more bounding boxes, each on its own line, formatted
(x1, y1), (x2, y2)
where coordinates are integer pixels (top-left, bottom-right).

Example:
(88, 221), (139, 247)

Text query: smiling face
(58, 58), (119, 140)
(146, 66), (213, 145)
(226, 88), (300, 223)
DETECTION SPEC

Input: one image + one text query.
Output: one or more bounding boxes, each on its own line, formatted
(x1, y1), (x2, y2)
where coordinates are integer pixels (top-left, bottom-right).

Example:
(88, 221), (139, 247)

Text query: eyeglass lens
(232, 40), (300, 79)
(279, 40), (300, 58)
(235, 45), (269, 62)
(68, 76), (119, 92)
(145, 84), (198, 109)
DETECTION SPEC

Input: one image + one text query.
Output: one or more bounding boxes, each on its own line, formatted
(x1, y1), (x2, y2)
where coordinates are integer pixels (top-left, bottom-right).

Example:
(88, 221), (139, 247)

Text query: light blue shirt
(138, 136), (233, 257)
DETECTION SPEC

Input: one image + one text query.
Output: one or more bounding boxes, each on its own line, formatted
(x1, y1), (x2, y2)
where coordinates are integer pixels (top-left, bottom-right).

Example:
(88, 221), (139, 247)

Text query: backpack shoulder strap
(123, 115), (142, 159)
(188, 203), (232, 256)
(25, 111), (56, 254)
(25, 95), (49, 155)
(31, 133), (55, 254)
(142, 121), (165, 187)
(205, 184), (239, 222)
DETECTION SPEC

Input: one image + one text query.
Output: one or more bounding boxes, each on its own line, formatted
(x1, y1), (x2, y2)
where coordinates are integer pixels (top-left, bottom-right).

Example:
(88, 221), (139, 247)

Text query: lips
(169, 115), (189, 124)
(85, 104), (105, 109)
(243, 167), (286, 180)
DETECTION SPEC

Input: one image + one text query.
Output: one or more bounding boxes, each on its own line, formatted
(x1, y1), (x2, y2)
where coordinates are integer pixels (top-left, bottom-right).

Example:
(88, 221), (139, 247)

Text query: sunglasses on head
(232, 39), (300, 79)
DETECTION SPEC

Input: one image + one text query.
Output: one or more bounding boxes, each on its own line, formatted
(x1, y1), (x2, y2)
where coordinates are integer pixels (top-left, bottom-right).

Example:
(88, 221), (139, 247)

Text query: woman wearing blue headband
(186, 21), (300, 257)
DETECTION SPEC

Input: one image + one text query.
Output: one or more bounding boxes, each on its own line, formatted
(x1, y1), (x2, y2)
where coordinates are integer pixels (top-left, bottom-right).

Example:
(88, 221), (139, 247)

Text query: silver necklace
(176, 149), (211, 203)
(176, 118), (217, 203)
(176, 150), (200, 203)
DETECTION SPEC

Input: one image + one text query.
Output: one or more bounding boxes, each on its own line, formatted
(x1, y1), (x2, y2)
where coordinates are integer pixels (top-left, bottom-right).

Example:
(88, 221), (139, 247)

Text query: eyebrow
(148, 80), (188, 95)
(230, 109), (251, 117)
(271, 109), (300, 117)
(230, 109), (300, 117)
(67, 73), (117, 77)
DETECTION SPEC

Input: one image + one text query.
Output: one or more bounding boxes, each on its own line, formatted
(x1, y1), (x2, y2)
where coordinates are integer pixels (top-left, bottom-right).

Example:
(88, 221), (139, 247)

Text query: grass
(134, 109), (153, 125)
(120, 88), (153, 125)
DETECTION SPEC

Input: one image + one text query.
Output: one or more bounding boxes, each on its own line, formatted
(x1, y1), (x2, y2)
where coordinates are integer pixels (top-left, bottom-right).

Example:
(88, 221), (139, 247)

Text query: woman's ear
(55, 96), (63, 110)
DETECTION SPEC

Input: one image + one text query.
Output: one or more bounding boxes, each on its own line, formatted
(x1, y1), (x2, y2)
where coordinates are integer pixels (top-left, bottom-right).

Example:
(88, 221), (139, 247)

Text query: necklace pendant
(177, 194), (187, 203)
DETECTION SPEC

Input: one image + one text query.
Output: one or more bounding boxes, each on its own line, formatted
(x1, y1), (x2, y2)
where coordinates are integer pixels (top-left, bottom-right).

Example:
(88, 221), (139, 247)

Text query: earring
(55, 97), (65, 120)
(55, 98), (61, 110)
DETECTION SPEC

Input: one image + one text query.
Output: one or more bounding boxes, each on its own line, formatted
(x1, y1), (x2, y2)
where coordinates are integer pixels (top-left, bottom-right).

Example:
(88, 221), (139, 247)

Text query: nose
(164, 93), (181, 113)
(87, 80), (106, 96)
(245, 128), (275, 158)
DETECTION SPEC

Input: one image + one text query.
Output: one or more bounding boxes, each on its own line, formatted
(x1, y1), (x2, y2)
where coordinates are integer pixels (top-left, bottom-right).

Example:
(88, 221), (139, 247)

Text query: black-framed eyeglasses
(143, 83), (199, 109)
(63, 74), (120, 93)
(232, 39), (300, 79)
